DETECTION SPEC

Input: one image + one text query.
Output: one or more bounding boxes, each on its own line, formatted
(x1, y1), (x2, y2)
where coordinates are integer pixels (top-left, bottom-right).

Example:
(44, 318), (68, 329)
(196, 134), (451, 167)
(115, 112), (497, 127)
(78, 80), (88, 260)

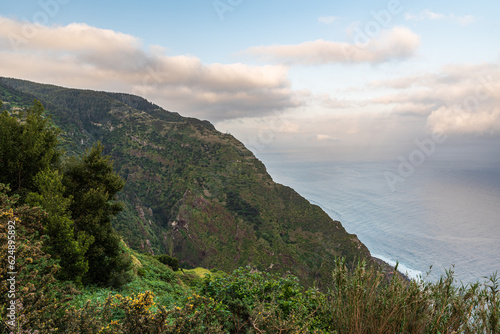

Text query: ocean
(263, 159), (500, 284)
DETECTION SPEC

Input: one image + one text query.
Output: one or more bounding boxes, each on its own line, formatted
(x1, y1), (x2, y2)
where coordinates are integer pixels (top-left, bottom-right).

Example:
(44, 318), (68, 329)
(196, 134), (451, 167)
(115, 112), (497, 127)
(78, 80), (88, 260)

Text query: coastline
(372, 255), (421, 282)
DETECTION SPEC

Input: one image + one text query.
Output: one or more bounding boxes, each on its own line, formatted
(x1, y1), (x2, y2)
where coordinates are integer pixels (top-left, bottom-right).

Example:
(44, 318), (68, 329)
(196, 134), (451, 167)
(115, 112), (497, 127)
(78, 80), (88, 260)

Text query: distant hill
(0, 77), (375, 287)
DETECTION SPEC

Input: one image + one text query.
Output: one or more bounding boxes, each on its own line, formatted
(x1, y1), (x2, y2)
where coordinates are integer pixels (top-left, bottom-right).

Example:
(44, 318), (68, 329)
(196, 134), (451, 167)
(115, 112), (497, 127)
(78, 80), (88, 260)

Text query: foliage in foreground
(0, 184), (79, 333)
(3, 253), (499, 333)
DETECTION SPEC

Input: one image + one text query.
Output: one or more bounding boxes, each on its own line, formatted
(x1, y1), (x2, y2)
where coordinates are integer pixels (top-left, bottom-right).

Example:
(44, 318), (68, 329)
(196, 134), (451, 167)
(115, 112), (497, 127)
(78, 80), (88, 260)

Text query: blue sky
(1, 0), (499, 162)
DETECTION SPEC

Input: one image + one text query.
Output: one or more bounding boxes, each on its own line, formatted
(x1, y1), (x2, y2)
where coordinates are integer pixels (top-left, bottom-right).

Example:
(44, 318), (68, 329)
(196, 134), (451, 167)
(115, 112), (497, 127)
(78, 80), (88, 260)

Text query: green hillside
(0, 77), (373, 288)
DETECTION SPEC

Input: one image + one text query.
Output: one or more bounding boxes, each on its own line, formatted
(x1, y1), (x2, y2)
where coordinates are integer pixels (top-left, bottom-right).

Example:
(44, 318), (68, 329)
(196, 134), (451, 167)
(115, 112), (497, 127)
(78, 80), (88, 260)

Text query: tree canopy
(63, 143), (131, 286)
(0, 100), (131, 287)
(0, 100), (61, 197)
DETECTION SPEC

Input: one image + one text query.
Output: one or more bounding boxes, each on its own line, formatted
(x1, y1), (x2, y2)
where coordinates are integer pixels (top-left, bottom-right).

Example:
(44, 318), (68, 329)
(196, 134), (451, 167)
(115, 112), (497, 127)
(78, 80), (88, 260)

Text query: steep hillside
(0, 77), (373, 287)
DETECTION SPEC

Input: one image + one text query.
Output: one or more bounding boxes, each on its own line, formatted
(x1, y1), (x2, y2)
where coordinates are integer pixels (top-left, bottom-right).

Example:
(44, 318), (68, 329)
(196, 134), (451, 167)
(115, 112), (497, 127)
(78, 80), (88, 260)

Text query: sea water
(263, 159), (500, 284)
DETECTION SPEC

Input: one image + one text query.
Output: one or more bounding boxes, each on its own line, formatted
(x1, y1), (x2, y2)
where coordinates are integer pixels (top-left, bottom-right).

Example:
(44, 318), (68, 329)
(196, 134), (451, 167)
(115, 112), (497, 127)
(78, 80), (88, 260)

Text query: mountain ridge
(0, 76), (376, 287)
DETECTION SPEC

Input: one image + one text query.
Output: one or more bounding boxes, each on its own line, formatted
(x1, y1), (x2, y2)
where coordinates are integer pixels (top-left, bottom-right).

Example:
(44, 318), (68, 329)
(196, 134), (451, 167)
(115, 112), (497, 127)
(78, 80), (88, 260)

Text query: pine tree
(26, 169), (92, 284)
(63, 142), (132, 287)
(0, 100), (87, 284)
(0, 100), (61, 198)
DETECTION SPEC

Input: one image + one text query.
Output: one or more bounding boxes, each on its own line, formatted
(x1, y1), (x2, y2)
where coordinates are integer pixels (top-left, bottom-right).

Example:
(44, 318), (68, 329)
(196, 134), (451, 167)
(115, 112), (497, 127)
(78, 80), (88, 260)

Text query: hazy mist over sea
(263, 158), (500, 284)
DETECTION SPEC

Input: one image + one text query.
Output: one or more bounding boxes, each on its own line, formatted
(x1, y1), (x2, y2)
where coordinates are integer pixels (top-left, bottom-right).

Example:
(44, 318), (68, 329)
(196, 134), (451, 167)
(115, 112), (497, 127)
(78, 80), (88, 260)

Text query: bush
(155, 254), (179, 271)
(198, 267), (316, 332)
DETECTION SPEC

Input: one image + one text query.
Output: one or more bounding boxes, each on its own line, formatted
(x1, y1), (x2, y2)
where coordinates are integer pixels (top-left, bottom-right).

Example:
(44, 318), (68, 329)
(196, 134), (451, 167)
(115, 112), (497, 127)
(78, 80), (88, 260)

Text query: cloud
(318, 16), (339, 24)
(405, 10), (476, 26)
(426, 105), (500, 135)
(217, 107), (430, 161)
(316, 134), (339, 142)
(391, 103), (438, 117)
(317, 94), (353, 109)
(405, 10), (444, 21)
(367, 62), (500, 135)
(0, 17), (303, 121)
(368, 74), (429, 89)
(244, 27), (420, 65)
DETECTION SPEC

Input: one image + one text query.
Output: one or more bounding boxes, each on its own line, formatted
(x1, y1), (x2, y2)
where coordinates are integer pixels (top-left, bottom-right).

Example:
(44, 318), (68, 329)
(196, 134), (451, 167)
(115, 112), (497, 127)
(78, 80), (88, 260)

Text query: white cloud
(426, 105), (500, 135)
(405, 10), (476, 26)
(367, 62), (500, 135)
(318, 16), (339, 24)
(244, 27), (420, 65)
(0, 17), (304, 121)
(405, 10), (444, 21)
(216, 58), (500, 162)
(316, 134), (339, 142)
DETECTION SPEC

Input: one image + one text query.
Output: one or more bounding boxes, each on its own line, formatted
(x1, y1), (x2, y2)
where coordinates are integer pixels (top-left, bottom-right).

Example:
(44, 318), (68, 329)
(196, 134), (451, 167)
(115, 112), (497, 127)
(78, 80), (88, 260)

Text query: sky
(0, 0), (499, 163)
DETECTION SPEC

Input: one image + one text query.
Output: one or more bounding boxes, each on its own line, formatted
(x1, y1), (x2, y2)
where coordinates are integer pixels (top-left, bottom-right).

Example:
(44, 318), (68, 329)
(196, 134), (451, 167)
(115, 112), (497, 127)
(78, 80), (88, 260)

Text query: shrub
(198, 267), (318, 332)
(155, 254), (179, 271)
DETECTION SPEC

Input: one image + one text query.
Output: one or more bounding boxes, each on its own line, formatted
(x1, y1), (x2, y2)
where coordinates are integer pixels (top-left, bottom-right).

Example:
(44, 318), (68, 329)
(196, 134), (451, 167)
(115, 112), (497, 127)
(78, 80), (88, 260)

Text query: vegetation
(0, 100), (131, 287)
(155, 254), (180, 272)
(1, 224), (499, 334)
(26, 168), (89, 284)
(0, 100), (61, 198)
(62, 142), (132, 287)
(0, 184), (79, 332)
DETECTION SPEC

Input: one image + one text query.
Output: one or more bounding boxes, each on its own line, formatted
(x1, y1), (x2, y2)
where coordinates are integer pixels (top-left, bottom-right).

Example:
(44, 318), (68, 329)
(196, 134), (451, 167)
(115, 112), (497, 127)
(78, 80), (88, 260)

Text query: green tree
(0, 100), (89, 284)
(0, 100), (61, 198)
(26, 169), (92, 285)
(63, 142), (132, 287)
(0, 101), (130, 287)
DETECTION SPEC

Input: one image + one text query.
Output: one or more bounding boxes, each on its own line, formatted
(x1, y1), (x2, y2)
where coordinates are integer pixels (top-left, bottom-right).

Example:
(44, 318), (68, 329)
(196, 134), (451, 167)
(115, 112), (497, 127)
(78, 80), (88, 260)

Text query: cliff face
(0, 77), (373, 287)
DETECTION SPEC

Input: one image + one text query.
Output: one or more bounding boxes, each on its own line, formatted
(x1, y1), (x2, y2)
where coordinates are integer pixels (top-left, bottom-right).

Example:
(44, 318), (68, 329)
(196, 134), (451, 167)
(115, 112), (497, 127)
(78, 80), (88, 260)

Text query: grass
(321, 259), (500, 333)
